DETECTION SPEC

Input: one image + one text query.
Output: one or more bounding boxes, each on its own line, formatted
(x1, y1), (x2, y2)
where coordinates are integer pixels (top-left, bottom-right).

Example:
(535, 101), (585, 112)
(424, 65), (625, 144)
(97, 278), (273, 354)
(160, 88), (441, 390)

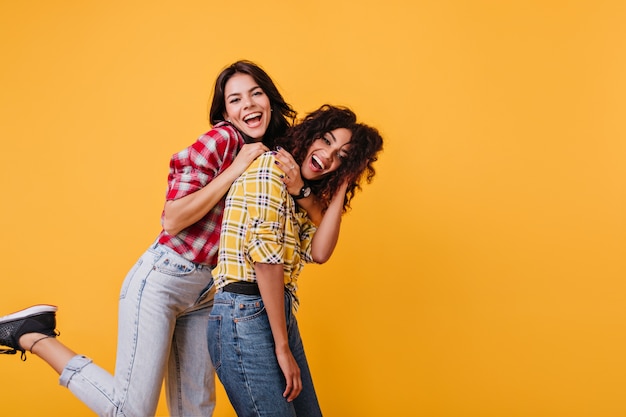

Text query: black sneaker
(0, 305), (59, 360)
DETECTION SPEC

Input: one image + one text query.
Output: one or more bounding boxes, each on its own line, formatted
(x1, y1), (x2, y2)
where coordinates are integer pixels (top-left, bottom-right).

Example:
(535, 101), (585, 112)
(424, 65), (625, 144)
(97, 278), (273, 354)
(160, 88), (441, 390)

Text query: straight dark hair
(209, 60), (296, 147)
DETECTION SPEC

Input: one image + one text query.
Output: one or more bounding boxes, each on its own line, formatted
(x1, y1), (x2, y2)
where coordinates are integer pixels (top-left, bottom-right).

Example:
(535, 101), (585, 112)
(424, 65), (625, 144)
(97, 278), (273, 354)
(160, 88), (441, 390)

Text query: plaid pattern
(213, 152), (316, 311)
(157, 122), (245, 266)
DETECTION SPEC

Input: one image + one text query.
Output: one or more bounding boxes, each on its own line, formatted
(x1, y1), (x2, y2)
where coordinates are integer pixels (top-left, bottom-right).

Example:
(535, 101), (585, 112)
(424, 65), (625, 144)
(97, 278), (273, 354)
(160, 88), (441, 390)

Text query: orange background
(1, 1), (625, 416)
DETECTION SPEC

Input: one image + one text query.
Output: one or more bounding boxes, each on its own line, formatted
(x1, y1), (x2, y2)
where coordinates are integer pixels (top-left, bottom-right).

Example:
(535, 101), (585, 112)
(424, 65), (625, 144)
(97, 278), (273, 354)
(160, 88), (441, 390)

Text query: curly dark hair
(208, 60), (296, 148)
(275, 105), (384, 212)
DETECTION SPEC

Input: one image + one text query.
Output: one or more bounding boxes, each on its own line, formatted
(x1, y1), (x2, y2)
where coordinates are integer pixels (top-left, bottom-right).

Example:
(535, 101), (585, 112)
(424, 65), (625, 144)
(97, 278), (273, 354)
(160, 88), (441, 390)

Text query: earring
(227, 119), (232, 123)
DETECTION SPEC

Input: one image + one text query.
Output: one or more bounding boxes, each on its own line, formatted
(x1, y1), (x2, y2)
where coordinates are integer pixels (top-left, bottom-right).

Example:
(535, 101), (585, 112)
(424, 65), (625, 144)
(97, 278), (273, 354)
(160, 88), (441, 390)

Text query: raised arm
(163, 141), (268, 236)
(309, 181), (349, 264)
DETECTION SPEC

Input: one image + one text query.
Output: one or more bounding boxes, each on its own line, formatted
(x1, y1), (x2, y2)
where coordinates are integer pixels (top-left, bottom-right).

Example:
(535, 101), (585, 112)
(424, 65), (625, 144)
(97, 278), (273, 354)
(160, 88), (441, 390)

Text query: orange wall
(1, 1), (625, 416)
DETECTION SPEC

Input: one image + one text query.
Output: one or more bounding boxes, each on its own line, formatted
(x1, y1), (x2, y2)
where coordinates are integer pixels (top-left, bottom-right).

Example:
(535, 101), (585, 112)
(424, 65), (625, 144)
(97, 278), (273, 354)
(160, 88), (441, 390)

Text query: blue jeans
(58, 242), (216, 417)
(207, 290), (322, 417)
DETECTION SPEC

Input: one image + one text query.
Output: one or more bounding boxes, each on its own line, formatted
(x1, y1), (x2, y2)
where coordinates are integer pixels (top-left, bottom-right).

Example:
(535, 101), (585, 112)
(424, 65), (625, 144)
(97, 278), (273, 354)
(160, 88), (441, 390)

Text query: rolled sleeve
(165, 125), (242, 201)
(246, 218), (284, 264)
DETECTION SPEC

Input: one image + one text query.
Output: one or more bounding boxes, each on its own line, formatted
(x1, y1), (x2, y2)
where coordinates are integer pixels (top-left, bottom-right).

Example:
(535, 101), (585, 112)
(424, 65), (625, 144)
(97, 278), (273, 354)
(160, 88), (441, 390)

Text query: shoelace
(0, 347), (26, 361)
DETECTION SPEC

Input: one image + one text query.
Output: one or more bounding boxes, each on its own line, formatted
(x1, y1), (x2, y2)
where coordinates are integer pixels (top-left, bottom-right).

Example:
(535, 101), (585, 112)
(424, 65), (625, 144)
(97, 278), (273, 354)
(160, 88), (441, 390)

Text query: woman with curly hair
(207, 104), (384, 416)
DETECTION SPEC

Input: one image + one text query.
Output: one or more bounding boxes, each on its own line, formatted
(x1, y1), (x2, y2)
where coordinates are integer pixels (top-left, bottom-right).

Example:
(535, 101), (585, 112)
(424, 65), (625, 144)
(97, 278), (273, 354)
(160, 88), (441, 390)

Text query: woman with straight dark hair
(0, 60), (320, 417)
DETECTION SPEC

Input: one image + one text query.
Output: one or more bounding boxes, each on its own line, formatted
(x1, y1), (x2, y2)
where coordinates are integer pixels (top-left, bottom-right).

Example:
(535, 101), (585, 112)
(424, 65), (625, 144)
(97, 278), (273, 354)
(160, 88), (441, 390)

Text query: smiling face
(223, 73), (272, 140)
(300, 127), (352, 181)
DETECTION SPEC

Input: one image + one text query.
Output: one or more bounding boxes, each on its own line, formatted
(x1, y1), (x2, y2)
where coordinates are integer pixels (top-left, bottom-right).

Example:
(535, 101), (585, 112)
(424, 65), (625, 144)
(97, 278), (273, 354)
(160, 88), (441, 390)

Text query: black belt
(222, 281), (260, 296)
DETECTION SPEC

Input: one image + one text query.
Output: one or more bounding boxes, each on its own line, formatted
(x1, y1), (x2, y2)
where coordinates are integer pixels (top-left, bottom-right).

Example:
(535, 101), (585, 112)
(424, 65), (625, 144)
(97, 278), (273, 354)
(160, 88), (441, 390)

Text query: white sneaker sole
(0, 305), (58, 323)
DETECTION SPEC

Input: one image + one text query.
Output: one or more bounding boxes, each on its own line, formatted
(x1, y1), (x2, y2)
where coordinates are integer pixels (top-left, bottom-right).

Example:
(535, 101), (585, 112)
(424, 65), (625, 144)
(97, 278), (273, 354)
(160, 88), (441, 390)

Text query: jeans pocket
(207, 315), (222, 370)
(154, 253), (196, 276)
(233, 298), (266, 323)
(234, 300), (273, 347)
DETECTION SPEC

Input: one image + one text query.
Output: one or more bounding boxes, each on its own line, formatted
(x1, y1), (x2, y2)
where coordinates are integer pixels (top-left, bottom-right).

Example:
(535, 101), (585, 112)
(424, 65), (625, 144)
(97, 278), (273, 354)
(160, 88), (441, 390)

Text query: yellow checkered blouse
(212, 152), (317, 310)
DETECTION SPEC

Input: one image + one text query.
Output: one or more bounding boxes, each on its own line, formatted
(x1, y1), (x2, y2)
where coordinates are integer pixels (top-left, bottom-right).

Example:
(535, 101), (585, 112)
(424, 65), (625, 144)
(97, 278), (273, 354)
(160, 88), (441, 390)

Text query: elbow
(310, 241), (338, 264)
(311, 252), (332, 264)
(162, 202), (183, 236)
(162, 217), (181, 236)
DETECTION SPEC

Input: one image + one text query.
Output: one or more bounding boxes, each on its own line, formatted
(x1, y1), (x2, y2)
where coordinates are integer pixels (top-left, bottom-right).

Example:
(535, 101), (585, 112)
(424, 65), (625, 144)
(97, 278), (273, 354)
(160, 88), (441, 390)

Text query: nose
(320, 152), (334, 166)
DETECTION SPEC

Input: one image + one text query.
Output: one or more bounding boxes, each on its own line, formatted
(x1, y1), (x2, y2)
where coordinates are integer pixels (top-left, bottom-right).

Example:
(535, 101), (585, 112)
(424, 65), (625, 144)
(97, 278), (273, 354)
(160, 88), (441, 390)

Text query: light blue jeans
(207, 290), (322, 417)
(58, 242), (216, 417)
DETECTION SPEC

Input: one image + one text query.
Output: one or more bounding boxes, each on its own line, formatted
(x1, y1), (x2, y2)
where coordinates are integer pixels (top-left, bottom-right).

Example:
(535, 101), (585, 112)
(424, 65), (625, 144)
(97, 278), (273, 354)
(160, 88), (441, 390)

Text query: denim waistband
(149, 241), (211, 270)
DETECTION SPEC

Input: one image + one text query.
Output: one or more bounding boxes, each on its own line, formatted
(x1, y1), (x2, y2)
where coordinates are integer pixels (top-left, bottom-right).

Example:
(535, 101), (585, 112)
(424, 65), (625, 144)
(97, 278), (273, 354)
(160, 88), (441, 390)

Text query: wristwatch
(291, 184), (311, 200)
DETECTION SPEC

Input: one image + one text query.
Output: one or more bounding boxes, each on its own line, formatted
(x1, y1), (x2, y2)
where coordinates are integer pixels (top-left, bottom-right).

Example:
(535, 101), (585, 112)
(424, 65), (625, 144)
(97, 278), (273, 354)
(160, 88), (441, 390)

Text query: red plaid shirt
(157, 122), (246, 266)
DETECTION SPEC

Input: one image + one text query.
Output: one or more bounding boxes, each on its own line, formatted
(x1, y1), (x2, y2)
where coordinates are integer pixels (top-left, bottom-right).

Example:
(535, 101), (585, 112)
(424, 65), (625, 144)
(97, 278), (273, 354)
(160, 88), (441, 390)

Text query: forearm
(162, 166), (240, 235)
(310, 184), (347, 263)
(255, 263), (289, 352)
(255, 262), (302, 400)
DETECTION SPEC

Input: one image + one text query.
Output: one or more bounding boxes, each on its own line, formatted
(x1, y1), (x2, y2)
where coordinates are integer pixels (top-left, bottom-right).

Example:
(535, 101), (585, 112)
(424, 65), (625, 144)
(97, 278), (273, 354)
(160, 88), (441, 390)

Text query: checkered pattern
(212, 152), (317, 311)
(158, 122), (245, 266)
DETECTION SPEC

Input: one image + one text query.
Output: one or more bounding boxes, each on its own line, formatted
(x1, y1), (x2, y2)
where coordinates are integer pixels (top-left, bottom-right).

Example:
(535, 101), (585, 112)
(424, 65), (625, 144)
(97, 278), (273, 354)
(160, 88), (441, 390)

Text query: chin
(245, 130), (264, 139)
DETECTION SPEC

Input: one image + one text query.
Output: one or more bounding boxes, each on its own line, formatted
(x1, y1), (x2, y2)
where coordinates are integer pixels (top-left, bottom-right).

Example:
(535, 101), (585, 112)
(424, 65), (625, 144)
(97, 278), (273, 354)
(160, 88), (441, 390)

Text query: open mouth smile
(243, 112), (263, 126)
(311, 155), (325, 171)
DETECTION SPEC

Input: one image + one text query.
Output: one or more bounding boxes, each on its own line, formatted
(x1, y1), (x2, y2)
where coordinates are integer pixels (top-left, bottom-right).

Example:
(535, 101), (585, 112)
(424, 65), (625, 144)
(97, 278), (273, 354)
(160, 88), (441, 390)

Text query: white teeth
(244, 112), (262, 121)
(312, 155), (325, 170)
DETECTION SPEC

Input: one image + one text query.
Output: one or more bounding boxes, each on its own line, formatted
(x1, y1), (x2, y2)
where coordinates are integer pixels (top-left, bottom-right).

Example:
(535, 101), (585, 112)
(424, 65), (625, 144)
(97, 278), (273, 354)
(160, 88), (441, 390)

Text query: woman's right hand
(228, 142), (269, 176)
(162, 142), (268, 236)
(275, 347), (302, 402)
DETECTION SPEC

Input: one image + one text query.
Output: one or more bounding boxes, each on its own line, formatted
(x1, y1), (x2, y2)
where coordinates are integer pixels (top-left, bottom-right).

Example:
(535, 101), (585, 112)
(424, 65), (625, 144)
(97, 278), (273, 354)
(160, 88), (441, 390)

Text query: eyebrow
(325, 131), (352, 150)
(226, 85), (262, 100)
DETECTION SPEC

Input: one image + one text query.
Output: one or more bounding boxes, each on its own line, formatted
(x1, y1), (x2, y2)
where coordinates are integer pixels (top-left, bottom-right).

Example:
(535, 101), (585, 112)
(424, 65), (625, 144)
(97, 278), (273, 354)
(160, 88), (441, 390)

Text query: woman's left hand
(274, 146), (304, 195)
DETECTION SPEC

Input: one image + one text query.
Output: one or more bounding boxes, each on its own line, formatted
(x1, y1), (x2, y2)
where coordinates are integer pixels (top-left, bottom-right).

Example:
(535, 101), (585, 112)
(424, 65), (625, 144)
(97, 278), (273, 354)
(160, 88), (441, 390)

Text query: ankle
(18, 333), (46, 351)
(28, 335), (54, 353)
